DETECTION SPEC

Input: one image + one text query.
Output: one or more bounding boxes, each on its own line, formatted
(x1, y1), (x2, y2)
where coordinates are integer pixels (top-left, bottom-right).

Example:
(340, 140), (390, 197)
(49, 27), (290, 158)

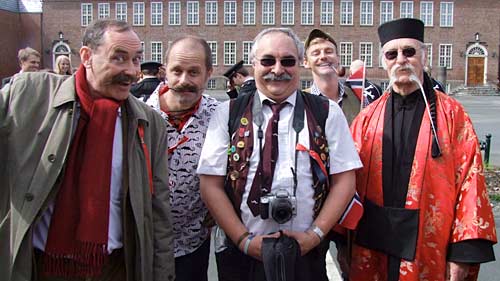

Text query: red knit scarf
(159, 85), (201, 131)
(42, 64), (122, 277)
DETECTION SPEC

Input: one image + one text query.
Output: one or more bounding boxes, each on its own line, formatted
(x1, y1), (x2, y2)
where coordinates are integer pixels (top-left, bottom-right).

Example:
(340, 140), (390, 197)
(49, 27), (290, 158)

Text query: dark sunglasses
(258, 57), (297, 67)
(384, 47), (417, 60)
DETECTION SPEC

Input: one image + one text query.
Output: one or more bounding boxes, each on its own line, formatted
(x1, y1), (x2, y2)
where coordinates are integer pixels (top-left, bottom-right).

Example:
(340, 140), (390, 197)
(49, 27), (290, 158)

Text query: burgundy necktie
(247, 100), (288, 216)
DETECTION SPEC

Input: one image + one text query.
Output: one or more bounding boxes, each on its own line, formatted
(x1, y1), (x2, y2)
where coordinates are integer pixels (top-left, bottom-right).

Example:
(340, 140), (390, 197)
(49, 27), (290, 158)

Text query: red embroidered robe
(349, 91), (497, 281)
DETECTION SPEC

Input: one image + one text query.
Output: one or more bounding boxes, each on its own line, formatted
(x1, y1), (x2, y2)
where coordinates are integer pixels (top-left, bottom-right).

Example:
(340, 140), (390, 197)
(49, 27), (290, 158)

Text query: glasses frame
(256, 56), (297, 67)
(383, 47), (418, 61)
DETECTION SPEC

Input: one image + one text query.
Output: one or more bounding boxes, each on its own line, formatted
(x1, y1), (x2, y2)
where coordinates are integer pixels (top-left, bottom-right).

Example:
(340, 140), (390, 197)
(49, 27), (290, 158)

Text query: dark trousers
(34, 248), (126, 281)
(216, 239), (330, 281)
(175, 237), (210, 281)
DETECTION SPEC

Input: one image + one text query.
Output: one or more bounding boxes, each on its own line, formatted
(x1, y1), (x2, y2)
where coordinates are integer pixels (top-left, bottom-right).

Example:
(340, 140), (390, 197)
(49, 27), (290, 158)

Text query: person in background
(224, 60), (256, 99)
(2, 47), (41, 88)
(130, 61), (163, 102)
(53, 55), (73, 75)
(348, 18), (497, 281)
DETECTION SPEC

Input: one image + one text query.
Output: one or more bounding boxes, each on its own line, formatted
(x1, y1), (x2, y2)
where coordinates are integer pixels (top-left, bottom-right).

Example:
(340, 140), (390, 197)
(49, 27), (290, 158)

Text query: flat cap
(378, 18), (425, 46)
(304, 29), (337, 50)
(140, 61), (162, 71)
(223, 60), (244, 79)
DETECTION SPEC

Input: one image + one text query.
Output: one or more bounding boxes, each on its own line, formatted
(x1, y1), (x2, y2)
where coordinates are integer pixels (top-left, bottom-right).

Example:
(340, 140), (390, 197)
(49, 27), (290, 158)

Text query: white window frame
(81, 3), (93, 27)
(340, 1), (353, 26)
(301, 80), (313, 90)
(425, 43), (432, 68)
(207, 79), (217, 90)
(187, 1), (199, 25)
(151, 41), (163, 63)
(339, 42), (353, 67)
(224, 1), (237, 25)
(440, 2), (453, 27)
(207, 41), (218, 66)
(439, 44), (452, 69)
(169, 1), (181, 25)
(281, 0), (294, 25)
(242, 41), (253, 65)
(420, 1), (434, 27)
(150, 2), (163, 26)
(205, 1), (218, 25)
(320, 0), (334, 25)
(115, 2), (127, 22)
(140, 41), (145, 62)
(360, 0), (373, 26)
(98, 3), (110, 19)
(224, 41), (237, 65)
(133, 2), (145, 26)
(243, 1), (256, 25)
(380, 1), (393, 24)
(400, 1), (414, 18)
(262, 0), (275, 25)
(301, 0), (314, 25)
(359, 42), (373, 67)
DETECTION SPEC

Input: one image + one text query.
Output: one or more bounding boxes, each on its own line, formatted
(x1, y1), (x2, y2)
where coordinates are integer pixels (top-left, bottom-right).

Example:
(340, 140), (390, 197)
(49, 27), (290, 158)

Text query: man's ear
(303, 56), (311, 69)
(80, 46), (92, 68)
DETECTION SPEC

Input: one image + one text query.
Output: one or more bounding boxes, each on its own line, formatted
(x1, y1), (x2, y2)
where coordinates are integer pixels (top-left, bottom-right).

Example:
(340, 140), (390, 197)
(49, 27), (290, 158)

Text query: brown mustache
(170, 84), (199, 92)
(112, 73), (138, 84)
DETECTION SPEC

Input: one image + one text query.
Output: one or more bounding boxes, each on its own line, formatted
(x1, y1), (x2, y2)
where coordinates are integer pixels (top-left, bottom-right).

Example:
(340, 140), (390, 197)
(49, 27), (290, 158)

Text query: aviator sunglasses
(384, 47), (417, 60)
(258, 57), (297, 67)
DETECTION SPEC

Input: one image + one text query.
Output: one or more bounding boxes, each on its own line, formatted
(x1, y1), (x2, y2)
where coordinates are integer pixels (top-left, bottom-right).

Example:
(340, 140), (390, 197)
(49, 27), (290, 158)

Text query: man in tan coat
(0, 19), (174, 281)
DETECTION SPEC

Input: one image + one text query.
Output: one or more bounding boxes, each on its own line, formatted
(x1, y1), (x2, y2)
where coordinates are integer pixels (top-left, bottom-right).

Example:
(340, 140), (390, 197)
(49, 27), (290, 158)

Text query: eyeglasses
(257, 57), (297, 67)
(383, 47), (417, 60)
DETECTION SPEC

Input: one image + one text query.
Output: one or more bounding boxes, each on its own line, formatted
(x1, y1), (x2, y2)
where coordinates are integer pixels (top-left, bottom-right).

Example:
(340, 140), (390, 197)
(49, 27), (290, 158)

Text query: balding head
(349, 60), (364, 76)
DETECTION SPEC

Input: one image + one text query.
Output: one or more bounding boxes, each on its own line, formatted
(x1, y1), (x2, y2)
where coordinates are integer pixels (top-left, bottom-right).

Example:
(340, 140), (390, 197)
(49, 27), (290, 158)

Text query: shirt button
(25, 193), (34, 201)
(48, 154), (56, 162)
(68, 108), (73, 116)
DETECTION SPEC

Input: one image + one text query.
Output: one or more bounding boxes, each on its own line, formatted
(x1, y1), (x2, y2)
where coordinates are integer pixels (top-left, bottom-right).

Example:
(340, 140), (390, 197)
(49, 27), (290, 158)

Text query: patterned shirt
(310, 81), (346, 106)
(147, 88), (219, 257)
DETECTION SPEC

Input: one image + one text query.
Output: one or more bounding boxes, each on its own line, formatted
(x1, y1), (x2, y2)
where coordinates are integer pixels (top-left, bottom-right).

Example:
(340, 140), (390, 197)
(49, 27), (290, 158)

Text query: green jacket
(0, 72), (174, 281)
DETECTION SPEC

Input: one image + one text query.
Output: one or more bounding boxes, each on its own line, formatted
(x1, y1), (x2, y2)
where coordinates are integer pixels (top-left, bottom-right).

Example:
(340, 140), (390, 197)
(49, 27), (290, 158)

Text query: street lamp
(475, 32), (480, 42)
(58, 31), (64, 41)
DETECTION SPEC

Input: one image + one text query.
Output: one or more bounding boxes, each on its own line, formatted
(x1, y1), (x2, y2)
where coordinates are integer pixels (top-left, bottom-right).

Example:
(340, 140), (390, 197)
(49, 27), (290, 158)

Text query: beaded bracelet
(236, 231), (250, 248)
(243, 234), (256, 255)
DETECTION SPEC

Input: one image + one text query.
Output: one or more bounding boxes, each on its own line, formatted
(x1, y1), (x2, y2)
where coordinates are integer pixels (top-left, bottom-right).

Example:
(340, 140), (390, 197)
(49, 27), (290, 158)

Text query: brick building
(36, 0), (500, 91)
(0, 0), (42, 80)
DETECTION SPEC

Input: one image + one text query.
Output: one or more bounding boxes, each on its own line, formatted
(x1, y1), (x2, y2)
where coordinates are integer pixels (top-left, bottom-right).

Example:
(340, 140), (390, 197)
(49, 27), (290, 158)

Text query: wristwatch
(308, 224), (325, 241)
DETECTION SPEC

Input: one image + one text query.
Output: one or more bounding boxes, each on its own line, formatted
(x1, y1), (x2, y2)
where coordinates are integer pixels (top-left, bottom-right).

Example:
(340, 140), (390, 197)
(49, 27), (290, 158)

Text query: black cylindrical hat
(378, 18), (424, 46)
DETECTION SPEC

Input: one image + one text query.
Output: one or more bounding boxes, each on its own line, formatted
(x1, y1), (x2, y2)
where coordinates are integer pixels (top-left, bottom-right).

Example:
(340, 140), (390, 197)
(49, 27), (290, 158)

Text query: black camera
(259, 189), (297, 224)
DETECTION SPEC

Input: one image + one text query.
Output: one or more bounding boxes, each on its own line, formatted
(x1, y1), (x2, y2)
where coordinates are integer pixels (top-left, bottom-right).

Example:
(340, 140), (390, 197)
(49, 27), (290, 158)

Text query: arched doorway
(52, 42), (72, 70)
(465, 44), (487, 86)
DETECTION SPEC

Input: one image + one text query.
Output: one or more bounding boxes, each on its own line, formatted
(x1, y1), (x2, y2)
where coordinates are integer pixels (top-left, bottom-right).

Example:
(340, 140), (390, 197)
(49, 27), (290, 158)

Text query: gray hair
(380, 41), (427, 70)
(250, 28), (304, 63)
(18, 47), (40, 62)
(82, 19), (132, 50)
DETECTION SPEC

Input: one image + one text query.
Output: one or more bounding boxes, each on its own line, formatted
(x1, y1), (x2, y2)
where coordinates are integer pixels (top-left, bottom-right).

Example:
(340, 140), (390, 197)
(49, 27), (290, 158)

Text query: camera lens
(271, 199), (293, 224)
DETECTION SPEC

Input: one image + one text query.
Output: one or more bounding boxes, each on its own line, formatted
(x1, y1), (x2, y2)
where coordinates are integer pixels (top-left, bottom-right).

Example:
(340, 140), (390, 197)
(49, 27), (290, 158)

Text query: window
(400, 1), (413, 18)
(380, 81), (389, 90)
(224, 41), (237, 65)
(169, 1), (181, 25)
(262, 1), (275, 25)
(301, 0), (314, 25)
(140, 41), (145, 62)
(420, 1), (433, 27)
(98, 3), (110, 19)
(151, 42), (163, 63)
(207, 79), (217, 90)
(243, 1), (256, 25)
(81, 3), (93, 27)
(360, 1), (373, 26)
(439, 44), (452, 69)
(320, 0), (334, 25)
(359, 42), (373, 67)
(205, 1), (218, 25)
(151, 2), (162, 25)
(133, 2), (145, 26)
(242, 41), (253, 65)
(340, 1), (353, 25)
(301, 80), (313, 90)
(440, 2), (453, 27)
(380, 1), (393, 24)
(425, 43), (432, 67)
(281, 0), (294, 25)
(116, 2), (127, 22)
(224, 1), (237, 25)
(339, 42), (353, 67)
(207, 41), (218, 66)
(187, 1), (199, 25)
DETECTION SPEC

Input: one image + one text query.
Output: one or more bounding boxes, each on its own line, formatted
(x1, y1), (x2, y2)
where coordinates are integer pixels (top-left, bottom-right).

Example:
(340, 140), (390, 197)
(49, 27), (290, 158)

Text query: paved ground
(204, 92), (500, 280)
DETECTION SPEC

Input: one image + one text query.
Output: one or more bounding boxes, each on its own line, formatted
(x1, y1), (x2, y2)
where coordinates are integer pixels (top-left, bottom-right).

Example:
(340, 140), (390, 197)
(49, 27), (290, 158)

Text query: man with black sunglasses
(303, 29), (360, 125)
(198, 27), (362, 281)
(348, 18), (496, 281)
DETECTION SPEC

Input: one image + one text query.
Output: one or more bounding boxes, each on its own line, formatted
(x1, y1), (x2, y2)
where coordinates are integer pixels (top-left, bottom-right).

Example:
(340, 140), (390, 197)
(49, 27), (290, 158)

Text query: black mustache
(171, 84), (199, 92)
(112, 73), (138, 84)
(263, 73), (293, 81)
